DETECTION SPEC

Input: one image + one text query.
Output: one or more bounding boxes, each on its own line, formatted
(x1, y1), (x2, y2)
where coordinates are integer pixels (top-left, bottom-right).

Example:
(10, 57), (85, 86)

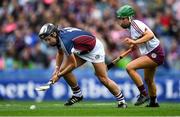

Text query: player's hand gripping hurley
(35, 72), (57, 91)
(107, 48), (132, 70)
(36, 48), (132, 91)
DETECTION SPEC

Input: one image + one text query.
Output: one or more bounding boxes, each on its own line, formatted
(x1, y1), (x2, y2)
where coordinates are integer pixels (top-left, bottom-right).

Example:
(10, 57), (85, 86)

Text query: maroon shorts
(147, 45), (165, 66)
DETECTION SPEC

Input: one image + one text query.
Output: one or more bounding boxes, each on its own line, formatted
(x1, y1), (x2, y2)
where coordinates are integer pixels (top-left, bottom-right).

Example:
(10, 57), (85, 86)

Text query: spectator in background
(31, 43), (50, 68)
(4, 45), (17, 69)
(0, 54), (5, 70)
(167, 39), (180, 69)
(19, 47), (34, 69)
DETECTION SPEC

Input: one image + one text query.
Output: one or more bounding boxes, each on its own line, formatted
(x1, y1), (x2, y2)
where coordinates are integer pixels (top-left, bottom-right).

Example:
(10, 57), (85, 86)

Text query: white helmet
(39, 23), (56, 40)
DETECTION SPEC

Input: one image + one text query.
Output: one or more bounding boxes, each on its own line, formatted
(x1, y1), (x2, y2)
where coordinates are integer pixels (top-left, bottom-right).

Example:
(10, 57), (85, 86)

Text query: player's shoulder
(60, 27), (94, 37)
(59, 27), (82, 35)
(132, 19), (145, 25)
(62, 27), (82, 31)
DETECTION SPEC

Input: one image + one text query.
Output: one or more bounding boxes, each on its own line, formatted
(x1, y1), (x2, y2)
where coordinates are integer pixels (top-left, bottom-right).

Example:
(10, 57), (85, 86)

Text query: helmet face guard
(116, 5), (135, 18)
(39, 23), (56, 40)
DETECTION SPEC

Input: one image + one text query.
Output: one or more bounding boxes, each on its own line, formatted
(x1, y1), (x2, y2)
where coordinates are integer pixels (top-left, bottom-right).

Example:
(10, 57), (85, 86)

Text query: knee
(126, 64), (134, 73)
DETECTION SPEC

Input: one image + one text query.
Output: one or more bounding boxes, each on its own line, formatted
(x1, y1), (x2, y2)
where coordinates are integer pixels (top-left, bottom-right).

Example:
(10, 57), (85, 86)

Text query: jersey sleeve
(72, 35), (96, 54)
(132, 20), (147, 35)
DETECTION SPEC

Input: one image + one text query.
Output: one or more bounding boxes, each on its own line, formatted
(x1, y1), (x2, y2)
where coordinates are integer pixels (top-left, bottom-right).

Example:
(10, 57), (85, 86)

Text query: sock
(115, 92), (125, 104)
(138, 85), (148, 96)
(71, 85), (82, 97)
(150, 96), (157, 104)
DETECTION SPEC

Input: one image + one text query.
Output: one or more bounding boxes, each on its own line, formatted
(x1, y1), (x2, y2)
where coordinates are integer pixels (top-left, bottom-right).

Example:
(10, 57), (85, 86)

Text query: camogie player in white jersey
(116, 5), (165, 107)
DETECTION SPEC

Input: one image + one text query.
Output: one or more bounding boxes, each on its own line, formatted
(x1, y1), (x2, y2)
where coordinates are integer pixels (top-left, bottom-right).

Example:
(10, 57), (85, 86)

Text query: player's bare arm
(50, 49), (64, 84)
(52, 49), (64, 75)
(56, 49), (64, 68)
(134, 30), (154, 44)
(50, 53), (77, 84)
(36, 52), (78, 91)
(125, 30), (154, 46)
(57, 53), (77, 77)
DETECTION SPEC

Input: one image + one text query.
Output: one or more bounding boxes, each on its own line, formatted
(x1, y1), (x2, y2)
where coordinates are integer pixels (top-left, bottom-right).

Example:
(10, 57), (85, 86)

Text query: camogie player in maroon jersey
(116, 5), (165, 107)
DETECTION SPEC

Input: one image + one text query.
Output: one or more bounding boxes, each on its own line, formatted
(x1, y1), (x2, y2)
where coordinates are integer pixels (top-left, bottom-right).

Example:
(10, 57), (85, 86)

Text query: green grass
(0, 101), (180, 116)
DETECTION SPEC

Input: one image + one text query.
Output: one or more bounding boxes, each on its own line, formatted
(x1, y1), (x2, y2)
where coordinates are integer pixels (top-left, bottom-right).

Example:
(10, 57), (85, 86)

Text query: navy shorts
(147, 45), (165, 66)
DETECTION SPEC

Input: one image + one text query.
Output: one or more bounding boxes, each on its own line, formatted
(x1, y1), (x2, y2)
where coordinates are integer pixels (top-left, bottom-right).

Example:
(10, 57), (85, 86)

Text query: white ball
(30, 105), (36, 110)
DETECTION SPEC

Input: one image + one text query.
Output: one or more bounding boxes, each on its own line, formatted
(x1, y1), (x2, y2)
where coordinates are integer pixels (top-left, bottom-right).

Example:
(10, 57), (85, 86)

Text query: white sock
(73, 91), (82, 97)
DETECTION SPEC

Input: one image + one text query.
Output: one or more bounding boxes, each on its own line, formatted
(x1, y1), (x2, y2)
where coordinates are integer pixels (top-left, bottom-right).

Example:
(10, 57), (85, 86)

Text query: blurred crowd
(0, 0), (180, 70)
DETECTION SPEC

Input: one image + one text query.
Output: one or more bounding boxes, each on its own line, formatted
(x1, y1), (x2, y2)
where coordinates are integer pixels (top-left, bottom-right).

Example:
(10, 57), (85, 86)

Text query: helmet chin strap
(51, 29), (61, 49)
(128, 16), (133, 28)
(128, 16), (132, 22)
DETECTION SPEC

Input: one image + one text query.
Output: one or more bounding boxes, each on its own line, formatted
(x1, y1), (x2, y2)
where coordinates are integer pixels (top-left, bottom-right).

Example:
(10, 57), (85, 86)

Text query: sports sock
(71, 85), (82, 97)
(138, 85), (148, 96)
(115, 92), (125, 103)
(150, 96), (157, 104)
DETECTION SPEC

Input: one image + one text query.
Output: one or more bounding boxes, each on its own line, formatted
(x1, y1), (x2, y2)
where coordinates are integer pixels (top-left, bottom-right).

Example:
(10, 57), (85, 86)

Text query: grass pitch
(0, 101), (180, 116)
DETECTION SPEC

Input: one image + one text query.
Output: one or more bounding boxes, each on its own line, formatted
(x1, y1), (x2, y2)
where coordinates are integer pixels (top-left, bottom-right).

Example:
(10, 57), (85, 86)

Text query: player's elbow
(72, 63), (77, 68)
(69, 54), (77, 68)
(149, 33), (154, 40)
(70, 62), (77, 69)
(147, 31), (154, 40)
(70, 59), (77, 68)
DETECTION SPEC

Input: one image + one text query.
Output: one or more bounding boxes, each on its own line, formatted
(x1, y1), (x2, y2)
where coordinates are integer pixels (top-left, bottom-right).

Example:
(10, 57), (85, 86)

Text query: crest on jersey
(151, 53), (157, 58)
(95, 55), (100, 59)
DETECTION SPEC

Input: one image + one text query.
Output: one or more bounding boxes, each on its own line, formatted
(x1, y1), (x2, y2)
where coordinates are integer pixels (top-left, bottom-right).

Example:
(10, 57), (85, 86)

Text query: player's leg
(144, 68), (159, 107)
(126, 56), (157, 106)
(63, 72), (83, 106)
(63, 55), (86, 106)
(93, 62), (127, 108)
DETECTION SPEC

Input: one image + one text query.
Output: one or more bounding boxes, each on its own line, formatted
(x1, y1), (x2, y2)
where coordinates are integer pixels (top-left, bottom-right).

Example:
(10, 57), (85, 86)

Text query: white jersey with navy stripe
(130, 20), (160, 55)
